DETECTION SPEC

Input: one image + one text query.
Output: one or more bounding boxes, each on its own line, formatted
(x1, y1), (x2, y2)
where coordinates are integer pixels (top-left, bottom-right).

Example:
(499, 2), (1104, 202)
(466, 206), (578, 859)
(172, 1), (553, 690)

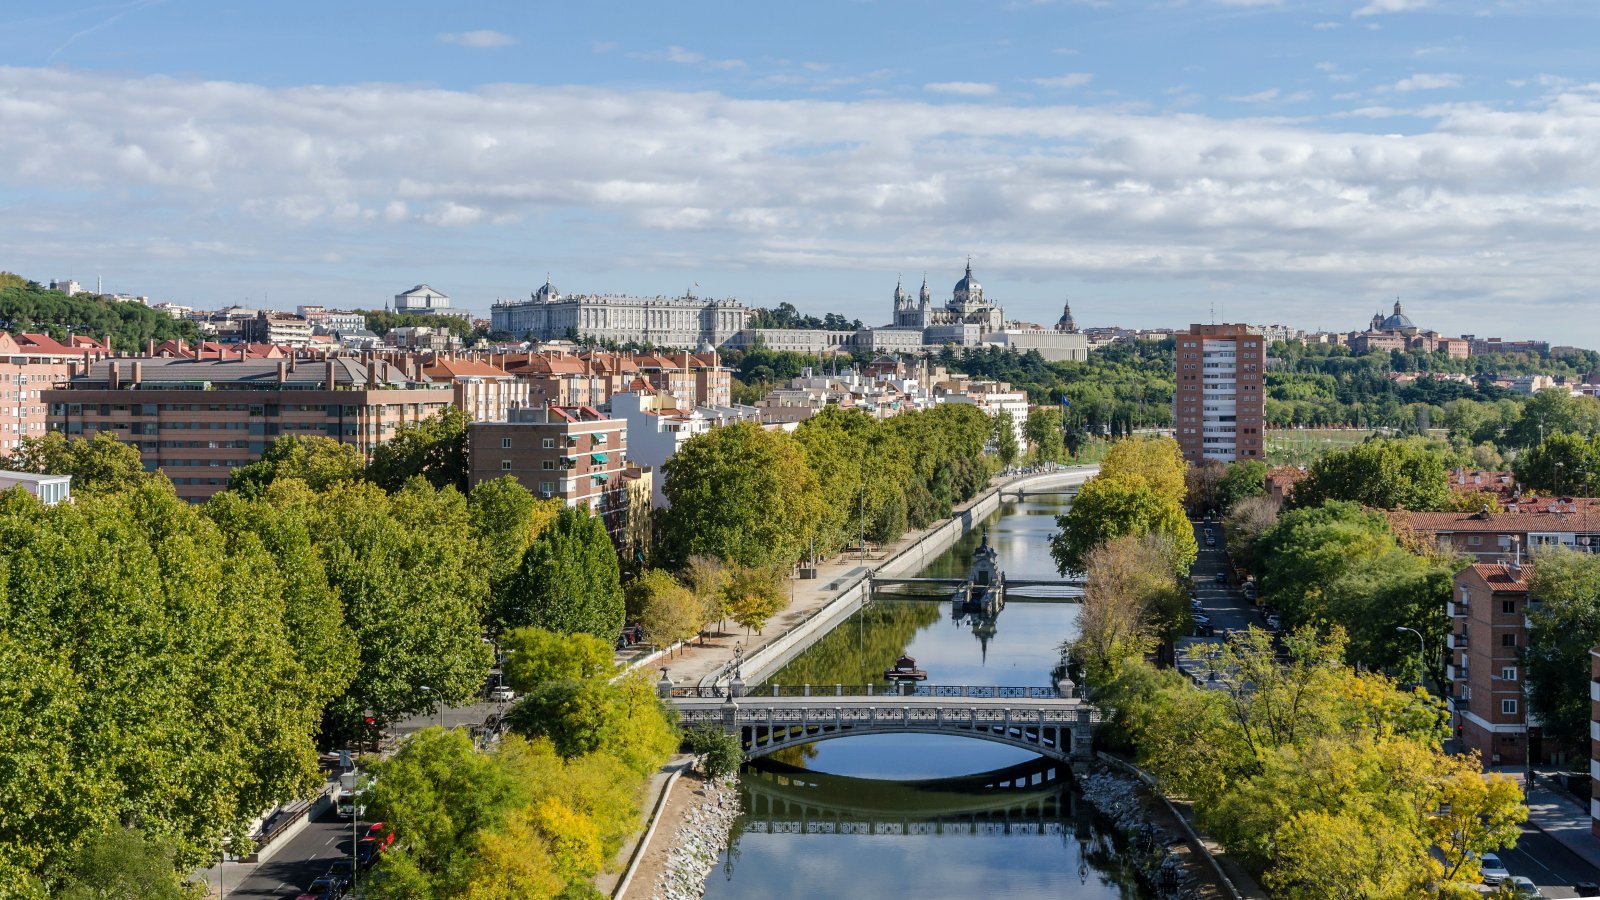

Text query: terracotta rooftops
(1467, 562), (1532, 591)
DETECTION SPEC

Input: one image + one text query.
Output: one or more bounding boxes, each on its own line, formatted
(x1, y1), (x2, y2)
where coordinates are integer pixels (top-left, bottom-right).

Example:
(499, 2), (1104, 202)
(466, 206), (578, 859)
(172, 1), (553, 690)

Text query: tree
(501, 628), (616, 694)
(1072, 533), (1187, 679)
(1184, 459), (1225, 514)
(497, 506), (623, 638)
(468, 477), (562, 613)
(8, 431), (148, 495)
(1288, 438), (1453, 511)
(0, 481), (334, 880)
(507, 680), (618, 759)
(683, 727), (743, 780)
(1253, 501), (1397, 626)
(660, 422), (824, 569)
(1524, 546), (1600, 749)
(993, 411), (1018, 469)
(1221, 494), (1280, 572)
(683, 555), (731, 632)
(1503, 389), (1600, 449)
(227, 434), (366, 496)
(1513, 431), (1600, 496)
(51, 828), (189, 900)
(628, 569), (702, 653)
(1215, 460), (1268, 512)
(1050, 473), (1196, 576)
(367, 407), (471, 494)
(723, 565), (787, 634)
(1022, 407), (1064, 464)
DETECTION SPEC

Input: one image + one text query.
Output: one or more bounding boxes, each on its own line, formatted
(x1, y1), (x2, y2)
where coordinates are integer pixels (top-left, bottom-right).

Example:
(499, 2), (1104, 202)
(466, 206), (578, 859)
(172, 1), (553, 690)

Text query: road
(203, 808), (354, 899)
(1185, 519), (1600, 898)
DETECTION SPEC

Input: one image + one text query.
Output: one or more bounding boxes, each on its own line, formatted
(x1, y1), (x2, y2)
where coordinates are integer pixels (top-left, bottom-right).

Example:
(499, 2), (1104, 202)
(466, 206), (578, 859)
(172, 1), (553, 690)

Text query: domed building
(886, 260), (1006, 339)
(1349, 300), (1468, 357)
(1369, 300), (1419, 338)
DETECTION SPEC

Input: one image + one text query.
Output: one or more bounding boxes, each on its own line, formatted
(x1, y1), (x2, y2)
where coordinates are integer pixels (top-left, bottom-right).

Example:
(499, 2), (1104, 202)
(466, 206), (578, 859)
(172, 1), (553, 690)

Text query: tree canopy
(367, 407), (471, 494)
(498, 505), (623, 638)
(1287, 437), (1453, 511)
(0, 276), (200, 349)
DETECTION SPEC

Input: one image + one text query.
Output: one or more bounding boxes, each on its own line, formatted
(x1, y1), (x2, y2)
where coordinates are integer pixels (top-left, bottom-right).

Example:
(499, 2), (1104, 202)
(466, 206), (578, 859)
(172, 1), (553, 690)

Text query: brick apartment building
(1450, 562), (1542, 768)
(497, 350), (730, 411)
(421, 357), (529, 422)
(1393, 500), (1600, 563)
(0, 332), (111, 455)
(45, 356), (453, 502)
(467, 405), (629, 539)
(1173, 324), (1266, 465)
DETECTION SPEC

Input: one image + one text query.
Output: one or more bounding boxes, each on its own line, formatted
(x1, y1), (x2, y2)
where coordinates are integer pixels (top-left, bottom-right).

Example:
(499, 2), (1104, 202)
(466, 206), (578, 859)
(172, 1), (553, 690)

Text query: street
(203, 809), (354, 899)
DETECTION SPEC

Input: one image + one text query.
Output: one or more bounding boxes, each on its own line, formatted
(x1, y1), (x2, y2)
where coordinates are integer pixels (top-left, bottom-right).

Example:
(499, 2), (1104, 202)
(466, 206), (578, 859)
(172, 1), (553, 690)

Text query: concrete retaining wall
(737, 466), (1098, 685)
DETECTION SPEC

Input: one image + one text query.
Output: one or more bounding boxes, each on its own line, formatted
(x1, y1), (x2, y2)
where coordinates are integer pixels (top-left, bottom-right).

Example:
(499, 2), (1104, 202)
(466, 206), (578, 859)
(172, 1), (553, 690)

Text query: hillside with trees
(0, 272), (200, 348)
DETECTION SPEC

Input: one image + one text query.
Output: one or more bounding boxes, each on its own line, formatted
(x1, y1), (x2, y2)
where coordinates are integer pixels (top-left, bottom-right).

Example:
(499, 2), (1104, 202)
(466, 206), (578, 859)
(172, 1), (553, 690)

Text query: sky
(1, 0), (1598, 345)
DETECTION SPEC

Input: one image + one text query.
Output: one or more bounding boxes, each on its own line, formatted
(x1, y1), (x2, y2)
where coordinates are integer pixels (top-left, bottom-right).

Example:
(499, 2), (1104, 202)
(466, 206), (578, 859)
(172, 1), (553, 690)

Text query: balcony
(1450, 602), (1468, 618)
(1448, 632), (1470, 650)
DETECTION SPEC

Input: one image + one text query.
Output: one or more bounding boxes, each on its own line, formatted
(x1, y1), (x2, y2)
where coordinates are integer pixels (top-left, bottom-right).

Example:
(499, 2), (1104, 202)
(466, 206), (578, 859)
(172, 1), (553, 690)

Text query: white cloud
(638, 45), (747, 71)
(4, 66), (1600, 343)
(1353, 0), (1431, 17)
(1391, 72), (1462, 91)
(924, 81), (999, 96)
(436, 30), (516, 49)
(1032, 73), (1093, 90)
(1313, 20), (1342, 29)
(1228, 88), (1280, 102)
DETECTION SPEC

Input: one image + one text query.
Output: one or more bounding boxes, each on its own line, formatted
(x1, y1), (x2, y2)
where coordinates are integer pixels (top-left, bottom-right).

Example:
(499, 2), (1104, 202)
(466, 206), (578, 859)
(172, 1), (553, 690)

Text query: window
(1501, 633), (1517, 647)
(500, 460), (512, 471)
(1501, 599), (1516, 614)
(501, 437), (513, 449)
(1500, 698), (1518, 715)
(542, 438), (555, 449)
(1500, 666), (1517, 681)
(1467, 535), (1483, 546)
(541, 460), (554, 470)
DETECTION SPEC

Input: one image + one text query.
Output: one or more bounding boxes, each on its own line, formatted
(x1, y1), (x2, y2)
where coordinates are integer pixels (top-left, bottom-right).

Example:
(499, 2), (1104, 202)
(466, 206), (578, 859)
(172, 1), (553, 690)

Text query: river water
(701, 495), (1150, 900)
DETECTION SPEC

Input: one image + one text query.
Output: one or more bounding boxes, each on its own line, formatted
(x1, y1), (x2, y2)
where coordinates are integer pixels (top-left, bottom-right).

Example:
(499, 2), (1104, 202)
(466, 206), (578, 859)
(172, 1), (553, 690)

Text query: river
(700, 494), (1150, 900)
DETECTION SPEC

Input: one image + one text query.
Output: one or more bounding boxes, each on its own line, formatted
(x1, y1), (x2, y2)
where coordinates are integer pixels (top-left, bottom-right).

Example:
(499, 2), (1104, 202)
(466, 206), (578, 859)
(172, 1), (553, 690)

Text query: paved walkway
(633, 466), (1098, 692)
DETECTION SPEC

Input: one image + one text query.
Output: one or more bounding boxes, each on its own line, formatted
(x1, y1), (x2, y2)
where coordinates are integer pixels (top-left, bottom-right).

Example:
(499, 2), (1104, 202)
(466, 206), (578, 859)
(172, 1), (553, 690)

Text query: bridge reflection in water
(738, 755), (1089, 841)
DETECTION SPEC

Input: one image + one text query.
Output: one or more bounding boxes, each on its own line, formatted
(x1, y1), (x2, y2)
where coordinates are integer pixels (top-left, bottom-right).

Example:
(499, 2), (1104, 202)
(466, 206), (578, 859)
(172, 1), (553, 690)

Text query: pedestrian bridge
(666, 684), (1099, 763)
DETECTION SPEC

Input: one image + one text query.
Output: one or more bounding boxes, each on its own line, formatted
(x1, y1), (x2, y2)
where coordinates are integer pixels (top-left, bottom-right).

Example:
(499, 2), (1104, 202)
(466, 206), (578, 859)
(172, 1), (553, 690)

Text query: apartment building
(0, 471), (72, 505)
(241, 311), (314, 347)
(1392, 500), (1600, 562)
(466, 405), (628, 538)
(1450, 562), (1540, 767)
(0, 332), (112, 454)
(45, 356), (452, 502)
(498, 350), (730, 411)
(421, 358), (529, 422)
(1173, 324), (1266, 465)
(1591, 645), (1600, 836)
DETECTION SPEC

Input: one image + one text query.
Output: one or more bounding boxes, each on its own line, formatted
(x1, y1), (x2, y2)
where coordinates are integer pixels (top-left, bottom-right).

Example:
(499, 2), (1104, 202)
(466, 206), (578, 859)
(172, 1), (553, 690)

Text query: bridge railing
(671, 683), (1060, 700)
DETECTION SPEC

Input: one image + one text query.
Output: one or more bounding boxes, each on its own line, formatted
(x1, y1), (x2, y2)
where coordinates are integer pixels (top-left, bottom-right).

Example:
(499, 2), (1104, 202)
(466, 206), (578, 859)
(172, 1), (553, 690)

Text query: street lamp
(1396, 626), (1426, 690)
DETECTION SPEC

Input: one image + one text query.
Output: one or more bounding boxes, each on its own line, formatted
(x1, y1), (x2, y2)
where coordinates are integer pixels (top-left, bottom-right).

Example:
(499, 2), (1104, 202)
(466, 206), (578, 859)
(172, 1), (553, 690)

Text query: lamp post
(1397, 626), (1427, 691)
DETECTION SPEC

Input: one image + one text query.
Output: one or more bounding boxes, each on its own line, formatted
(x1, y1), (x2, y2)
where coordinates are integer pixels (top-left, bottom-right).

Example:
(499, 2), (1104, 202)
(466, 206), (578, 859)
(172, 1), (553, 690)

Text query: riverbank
(1079, 762), (1264, 900)
(621, 772), (740, 900)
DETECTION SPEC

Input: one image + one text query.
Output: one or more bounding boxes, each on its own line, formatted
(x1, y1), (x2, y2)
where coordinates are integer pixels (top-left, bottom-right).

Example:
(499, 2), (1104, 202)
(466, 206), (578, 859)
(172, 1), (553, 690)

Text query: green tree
(683, 727), (743, 780)
(501, 627), (616, 694)
(993, 411), (1018, 469)
(51, 827), (189, 900)
(1022, 407), (1064, 463)
(629, 569), (703, 653)
(660, 422), (824, 569)
(0, 277), (200, 349)
(1288, 438), (1452, 511)
(367, 407), (471, 494)
(468, 477), (561, 616)
(507, 680), (618, 759)
(497, 506), (623, 638)
(1503, 389), (1600, 449)
(227, 434), (366, 496)
(1253, 501), (1397, 627)
(1215, 460), (1268, 512)
(1050, 473), (1196, 576)
(9, 431), (149, 495)
(723, 564), (787, 634)
(1513, 431), (1600, 496)
(1524, 546), (1600, 750)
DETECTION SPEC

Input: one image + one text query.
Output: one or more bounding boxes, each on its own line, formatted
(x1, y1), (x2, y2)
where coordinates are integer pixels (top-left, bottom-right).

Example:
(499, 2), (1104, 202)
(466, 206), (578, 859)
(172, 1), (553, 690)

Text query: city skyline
(3, 0), (1599, 345)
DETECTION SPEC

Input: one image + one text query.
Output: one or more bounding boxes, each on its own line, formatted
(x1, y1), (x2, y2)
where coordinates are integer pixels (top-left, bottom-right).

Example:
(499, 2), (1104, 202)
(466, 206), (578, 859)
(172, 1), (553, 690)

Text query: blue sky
(2, 0), (1598, 344)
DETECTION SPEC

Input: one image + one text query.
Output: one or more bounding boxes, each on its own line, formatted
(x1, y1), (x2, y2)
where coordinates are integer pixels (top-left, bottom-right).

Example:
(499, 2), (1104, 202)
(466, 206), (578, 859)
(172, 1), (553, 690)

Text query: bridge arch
(743, 723), (1072, 763)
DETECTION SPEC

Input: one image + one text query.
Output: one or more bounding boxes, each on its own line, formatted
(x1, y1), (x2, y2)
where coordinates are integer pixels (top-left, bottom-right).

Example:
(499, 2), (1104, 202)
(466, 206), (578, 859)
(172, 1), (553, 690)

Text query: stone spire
(1055, 299), (1078, 334)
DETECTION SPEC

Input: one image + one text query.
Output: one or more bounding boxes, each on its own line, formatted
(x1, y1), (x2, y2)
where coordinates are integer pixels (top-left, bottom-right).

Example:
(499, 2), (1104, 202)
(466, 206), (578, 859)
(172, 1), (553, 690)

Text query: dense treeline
(0, 273), (200, 349)
(660, 403), (994, 571)
(359, 309), (475, 339)
(746, 301), (862, 331)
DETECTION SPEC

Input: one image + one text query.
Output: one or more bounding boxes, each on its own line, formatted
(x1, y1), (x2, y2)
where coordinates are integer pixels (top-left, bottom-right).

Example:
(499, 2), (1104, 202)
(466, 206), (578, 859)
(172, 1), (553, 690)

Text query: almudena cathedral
(489, 263), (1090, 362)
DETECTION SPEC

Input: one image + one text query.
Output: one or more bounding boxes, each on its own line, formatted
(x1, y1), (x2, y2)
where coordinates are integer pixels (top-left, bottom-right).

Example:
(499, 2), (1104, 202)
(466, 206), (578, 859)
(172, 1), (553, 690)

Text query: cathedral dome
(954, 262), (980, 297)
(534, 277), (560, 302)
(1378, 300), (1414, 332)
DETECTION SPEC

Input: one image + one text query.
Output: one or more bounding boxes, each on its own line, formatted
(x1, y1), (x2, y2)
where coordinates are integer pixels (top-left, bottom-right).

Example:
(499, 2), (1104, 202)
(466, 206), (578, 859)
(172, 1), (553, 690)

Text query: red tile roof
(1466, 562), (1531, 591)
(423, 359), (513, 379)
(1392, 500), (1600, 534)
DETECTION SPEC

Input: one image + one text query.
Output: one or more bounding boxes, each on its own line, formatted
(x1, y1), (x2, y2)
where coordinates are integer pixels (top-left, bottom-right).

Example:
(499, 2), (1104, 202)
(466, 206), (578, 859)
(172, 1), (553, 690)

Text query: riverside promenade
(620, 465), (1098, 691)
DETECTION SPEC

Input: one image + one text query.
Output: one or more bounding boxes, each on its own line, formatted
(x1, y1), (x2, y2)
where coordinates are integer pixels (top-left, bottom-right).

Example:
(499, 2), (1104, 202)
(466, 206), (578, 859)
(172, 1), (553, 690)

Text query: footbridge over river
(665, 682), (1100, 763)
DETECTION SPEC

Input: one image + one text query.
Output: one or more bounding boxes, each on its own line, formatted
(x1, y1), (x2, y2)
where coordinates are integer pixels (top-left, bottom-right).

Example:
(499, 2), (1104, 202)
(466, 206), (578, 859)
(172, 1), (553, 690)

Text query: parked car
(1241, 583), (1257, 600)
(1189, 598), (1204, 612)
(325, 858), (355, 889)
(1214, 571), (1228, 583)
(488, 685), (515, 702)
(1479, 852), (1510, 886)
(1507, 876), (1545, 898)
(1264, 614), (1281, 631)
(301, 875), (345, 899)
